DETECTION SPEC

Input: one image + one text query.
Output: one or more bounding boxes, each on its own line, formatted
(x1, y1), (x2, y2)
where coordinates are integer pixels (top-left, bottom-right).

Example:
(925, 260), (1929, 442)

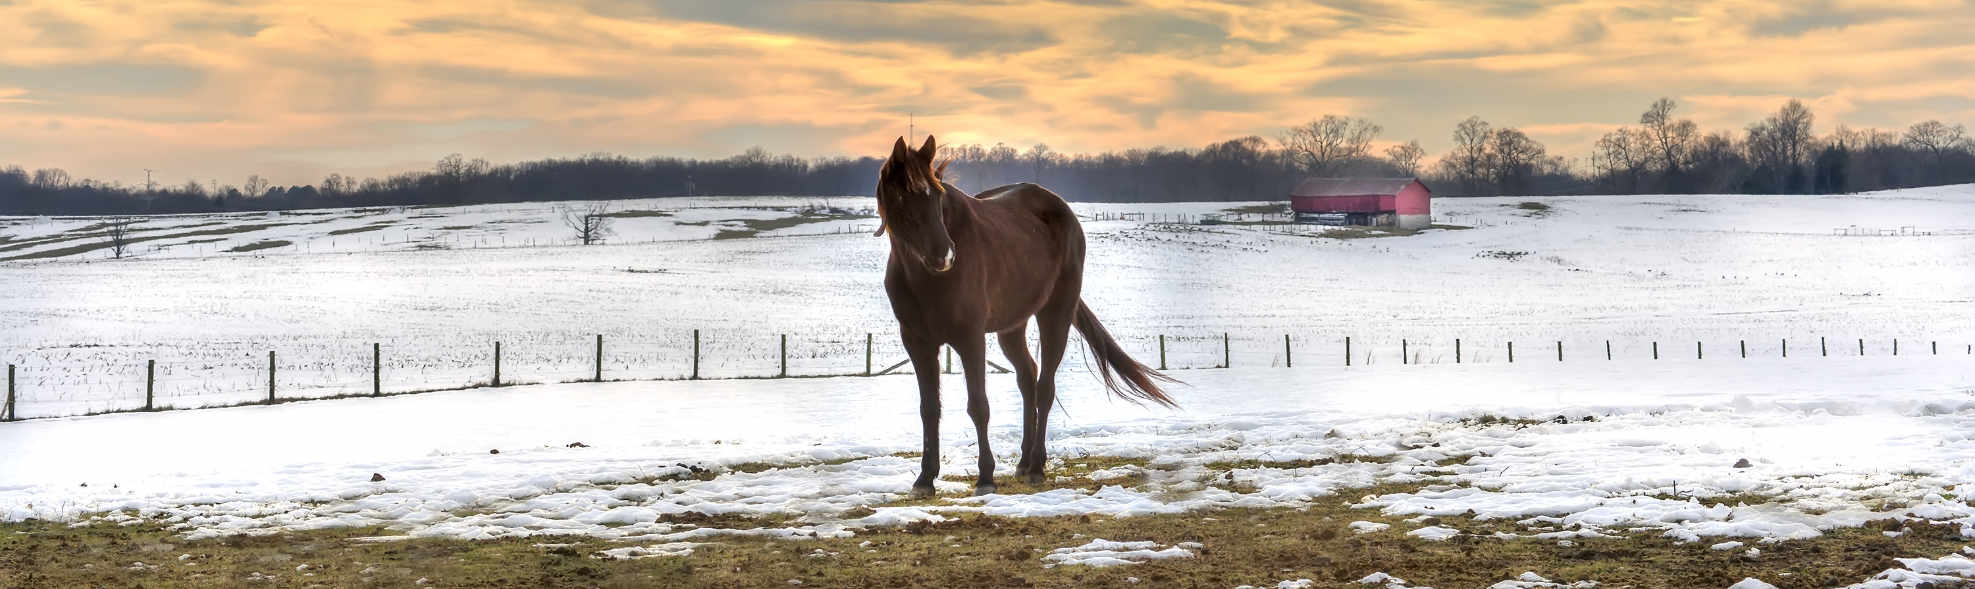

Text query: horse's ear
(873, 159), (890, 237)
(890, 136), (912, 162)
(917, 135), (937, 163)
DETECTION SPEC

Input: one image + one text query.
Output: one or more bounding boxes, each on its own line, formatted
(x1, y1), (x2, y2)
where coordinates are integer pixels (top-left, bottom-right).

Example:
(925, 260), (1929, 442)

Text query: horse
(873, 135), (1177, 497)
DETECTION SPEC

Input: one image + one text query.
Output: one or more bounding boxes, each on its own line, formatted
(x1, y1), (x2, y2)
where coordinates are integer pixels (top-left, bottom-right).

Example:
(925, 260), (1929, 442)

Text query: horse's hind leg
(1029, 298), (1077, 485)
(952, 334), (998, 495)
(997, 326), (1040, 480)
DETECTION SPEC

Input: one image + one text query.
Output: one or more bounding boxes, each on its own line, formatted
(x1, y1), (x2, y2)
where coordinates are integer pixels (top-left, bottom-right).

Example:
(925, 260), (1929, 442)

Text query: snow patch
(1040, 538), (1196, 568)
(592, 542), (700, 560)
(1406, 526), (1460, 541)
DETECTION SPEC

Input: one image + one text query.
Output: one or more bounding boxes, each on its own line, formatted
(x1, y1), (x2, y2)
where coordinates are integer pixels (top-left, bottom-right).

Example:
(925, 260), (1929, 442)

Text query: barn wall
(1395, 182), (1430, 215)
(1395, 181), (1431, 229)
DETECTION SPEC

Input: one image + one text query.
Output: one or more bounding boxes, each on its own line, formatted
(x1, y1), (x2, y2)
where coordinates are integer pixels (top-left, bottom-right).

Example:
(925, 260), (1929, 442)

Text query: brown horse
(874, 135), (1177, 497)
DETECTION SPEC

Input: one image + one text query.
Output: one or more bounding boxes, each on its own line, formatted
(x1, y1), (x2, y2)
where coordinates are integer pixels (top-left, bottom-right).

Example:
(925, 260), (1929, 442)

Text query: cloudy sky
(2, 0), (1972, 187)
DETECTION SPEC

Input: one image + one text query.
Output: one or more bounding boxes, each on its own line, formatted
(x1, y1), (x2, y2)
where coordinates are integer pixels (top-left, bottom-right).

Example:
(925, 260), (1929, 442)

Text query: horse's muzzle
(932, 249), (956, 273)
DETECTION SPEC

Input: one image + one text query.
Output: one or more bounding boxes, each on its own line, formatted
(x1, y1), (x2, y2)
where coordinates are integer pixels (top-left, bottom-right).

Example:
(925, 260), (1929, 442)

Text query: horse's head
(874, 135), (955, 274)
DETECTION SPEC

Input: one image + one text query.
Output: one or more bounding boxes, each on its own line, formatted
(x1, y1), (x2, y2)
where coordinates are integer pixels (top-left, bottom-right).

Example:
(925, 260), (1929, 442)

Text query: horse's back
(973, 183), (1080, 232)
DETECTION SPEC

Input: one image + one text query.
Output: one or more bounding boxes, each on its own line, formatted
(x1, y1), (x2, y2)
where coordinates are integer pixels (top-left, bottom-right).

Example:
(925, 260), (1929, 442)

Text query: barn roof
(1290, 177), (1425, 197)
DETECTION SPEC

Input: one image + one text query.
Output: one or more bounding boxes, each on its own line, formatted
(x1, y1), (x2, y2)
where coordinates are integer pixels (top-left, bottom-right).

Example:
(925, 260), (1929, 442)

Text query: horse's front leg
(952, 334), (997, 495)
(903, 335), (943, 498)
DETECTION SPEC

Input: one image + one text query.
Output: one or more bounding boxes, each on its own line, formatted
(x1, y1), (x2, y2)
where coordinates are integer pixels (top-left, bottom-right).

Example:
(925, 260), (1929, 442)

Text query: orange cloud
(0, 0), (1971, 188)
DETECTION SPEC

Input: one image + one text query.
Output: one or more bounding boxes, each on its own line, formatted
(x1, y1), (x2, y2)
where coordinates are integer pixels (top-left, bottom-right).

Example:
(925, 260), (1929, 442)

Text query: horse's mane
(879, 154), (949, 195)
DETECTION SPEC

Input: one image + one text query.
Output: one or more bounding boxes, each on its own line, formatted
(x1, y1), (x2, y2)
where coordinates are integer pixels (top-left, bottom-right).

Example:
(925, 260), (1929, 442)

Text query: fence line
(2, 333), (1969, 422)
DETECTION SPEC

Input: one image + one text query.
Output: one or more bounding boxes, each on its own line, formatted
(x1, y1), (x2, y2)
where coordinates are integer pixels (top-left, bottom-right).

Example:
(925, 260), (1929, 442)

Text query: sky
(2, 0), (1973, 188)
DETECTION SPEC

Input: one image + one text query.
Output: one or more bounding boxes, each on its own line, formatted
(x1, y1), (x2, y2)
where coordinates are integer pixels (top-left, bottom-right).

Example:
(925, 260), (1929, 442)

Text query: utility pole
(143, 168), (158, 212)
(908, 113), (914, 144)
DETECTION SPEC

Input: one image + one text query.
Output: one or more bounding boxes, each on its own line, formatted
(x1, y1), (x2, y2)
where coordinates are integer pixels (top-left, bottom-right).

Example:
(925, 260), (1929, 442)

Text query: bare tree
(1384, 140), (1426, 176)
(1593, 127), (1652, 192)
(1688, 131), (1741, 192)
(1905, 120), (1968, 162)
(1771, 99), (1816, 167)
(1282, 115), (1382, 176)
(1449, 116), (1492, 193)
(321, 173), (356, 196)
(31, 168), (70, 189)
(436, 154), (469, 181)
(243, 174), (269, 198)
(105, 216), (137, 259)
(1639, 97), (1699, 190)
(1485, 127), (1547, 195)
(1025, 143), (1054, 182)
(1745, 99), (1816, 192)
(561, 202), (615, 245)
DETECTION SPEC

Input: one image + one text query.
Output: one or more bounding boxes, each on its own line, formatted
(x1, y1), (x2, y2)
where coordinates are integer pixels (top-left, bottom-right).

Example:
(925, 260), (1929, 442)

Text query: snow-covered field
(4, 186), (1971, 418)
(4, 185), (1975, 587)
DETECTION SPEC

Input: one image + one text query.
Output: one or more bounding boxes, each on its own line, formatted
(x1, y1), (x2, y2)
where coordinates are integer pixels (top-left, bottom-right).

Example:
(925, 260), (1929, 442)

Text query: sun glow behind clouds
(0, 0), (1971, 186)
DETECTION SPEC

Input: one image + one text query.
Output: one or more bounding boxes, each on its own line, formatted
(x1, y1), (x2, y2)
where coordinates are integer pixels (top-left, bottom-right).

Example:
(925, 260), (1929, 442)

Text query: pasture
(4, 185), (1975, 587)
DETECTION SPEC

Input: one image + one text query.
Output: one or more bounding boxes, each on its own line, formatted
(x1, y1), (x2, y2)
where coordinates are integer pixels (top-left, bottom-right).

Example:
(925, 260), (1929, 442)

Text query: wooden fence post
(3, 364), (12, 421)
(493, 342), (502, 387)
(1821, 336), (1827, 356)
(1456, 339), (1462, 364)
(780, 334), (789, 377)
(1606, 340), (1611, 360)
(373, 343), (381, 395)
(1932, 341), (1937, 355)
(1223, 333), (1230, 368)
(1652, 341), (1659, 360)
(1740, 340), (1746, 358)
(1782, 339), (1788, 358)
(1402, 339), (1408, 365)
(1893, 339), (1898, 356)
(1697, 341), (1703, 360)
(945, 346), (952, 374)
(1507, 341), (1514, 363)
(1158, 335), (1167, 371)
(692, 330), (701, 380)
(866, 333), (874, 376)
(146, 359), (156, 411)
(1858, 338), (1864, 356)
(1557, 341), (1563, 362)
(267, 350), (277, 402)
(596, 334), (604, 382)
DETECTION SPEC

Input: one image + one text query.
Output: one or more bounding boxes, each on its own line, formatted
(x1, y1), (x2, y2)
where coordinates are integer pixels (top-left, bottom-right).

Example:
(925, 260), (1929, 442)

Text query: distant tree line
(1587, 99), (1975, 195)
(0, 148), (885, 215)
(3, 98), (1972, 215)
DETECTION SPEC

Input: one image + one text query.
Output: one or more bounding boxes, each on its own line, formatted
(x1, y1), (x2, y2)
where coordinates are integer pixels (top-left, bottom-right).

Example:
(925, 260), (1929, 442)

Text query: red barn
(1289, 178), (1431, 229)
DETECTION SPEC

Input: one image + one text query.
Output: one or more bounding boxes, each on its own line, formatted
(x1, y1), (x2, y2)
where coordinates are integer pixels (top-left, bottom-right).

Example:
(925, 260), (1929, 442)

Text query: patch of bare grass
(9, 476), (1961, 588)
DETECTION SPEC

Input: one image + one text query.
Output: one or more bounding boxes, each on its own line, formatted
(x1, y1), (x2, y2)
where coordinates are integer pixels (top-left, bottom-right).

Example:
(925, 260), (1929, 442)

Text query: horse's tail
(1073, 301), (1180, 408)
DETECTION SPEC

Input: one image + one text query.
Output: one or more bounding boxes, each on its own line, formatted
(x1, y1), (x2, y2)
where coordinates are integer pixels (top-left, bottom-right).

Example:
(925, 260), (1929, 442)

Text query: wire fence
(3, 331), (1969, 422)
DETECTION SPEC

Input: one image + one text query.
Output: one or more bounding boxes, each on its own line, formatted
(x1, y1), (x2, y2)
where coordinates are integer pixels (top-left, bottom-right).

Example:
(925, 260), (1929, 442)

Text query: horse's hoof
(910, 484), (936, 499)
(1024, 472), (1044, 485)
(973, 484), (997, 496)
